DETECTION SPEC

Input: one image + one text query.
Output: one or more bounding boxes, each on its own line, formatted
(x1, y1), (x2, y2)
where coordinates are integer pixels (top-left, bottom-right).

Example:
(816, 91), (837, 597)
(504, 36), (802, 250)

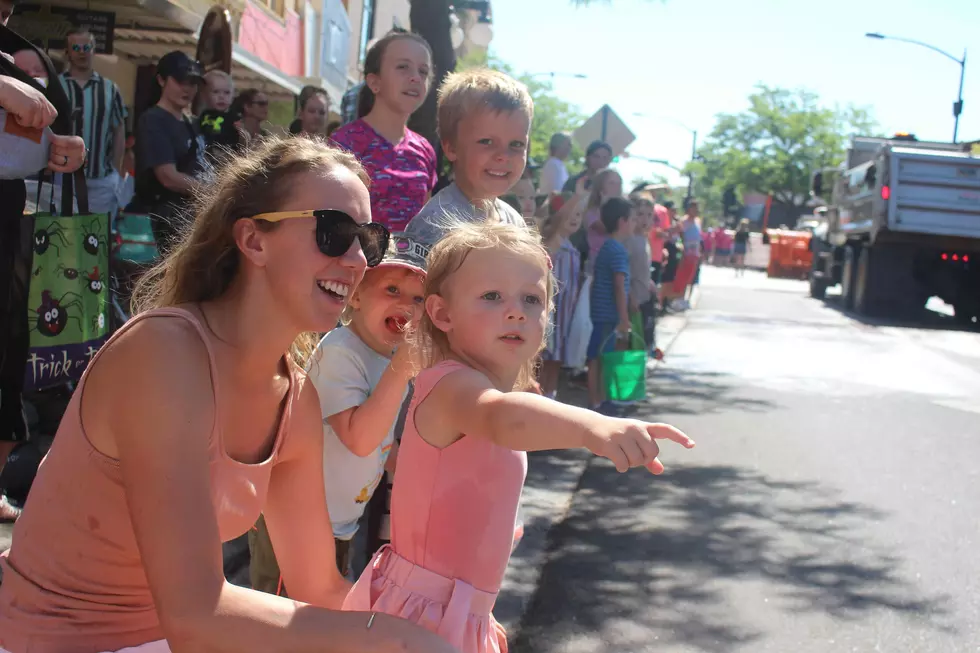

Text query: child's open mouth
(500, 333), (525, 345)
(385, 316), (408, 334)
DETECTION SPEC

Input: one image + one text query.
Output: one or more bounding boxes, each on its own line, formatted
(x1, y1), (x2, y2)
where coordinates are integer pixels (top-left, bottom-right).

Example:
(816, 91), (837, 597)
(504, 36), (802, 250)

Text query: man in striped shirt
(60, 26), (126, 216)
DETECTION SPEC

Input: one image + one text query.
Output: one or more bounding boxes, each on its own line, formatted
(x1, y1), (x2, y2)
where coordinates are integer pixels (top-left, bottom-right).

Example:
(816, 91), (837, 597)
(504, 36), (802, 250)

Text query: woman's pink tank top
(390, 360), (528, 594)
(0, 307), (297, 653)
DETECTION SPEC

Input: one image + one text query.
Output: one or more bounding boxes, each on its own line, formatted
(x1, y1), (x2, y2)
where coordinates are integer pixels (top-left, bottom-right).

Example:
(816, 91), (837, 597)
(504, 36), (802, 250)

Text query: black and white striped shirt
(59, 70), (127, 179)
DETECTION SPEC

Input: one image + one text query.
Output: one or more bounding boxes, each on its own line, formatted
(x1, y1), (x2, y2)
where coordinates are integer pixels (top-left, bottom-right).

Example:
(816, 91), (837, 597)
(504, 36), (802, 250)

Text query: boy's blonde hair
(437, 68), (534, 145)
(411, 221), (554, 391)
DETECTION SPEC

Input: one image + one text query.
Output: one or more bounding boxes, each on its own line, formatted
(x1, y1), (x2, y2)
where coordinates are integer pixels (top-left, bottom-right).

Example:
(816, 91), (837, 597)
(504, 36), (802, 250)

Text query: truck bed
(888, 147), (980, 239)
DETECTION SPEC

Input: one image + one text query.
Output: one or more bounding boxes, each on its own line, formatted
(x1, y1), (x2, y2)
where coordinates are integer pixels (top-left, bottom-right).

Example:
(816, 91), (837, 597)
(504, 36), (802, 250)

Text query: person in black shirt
(733, 218), (751, 277)
(134, 50), (206, 256)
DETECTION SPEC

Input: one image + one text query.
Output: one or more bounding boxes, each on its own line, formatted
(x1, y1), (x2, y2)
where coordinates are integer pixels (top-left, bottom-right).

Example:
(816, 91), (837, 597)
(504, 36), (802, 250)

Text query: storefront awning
(14, 0), (307, 100)
(112, 27), (302, 100)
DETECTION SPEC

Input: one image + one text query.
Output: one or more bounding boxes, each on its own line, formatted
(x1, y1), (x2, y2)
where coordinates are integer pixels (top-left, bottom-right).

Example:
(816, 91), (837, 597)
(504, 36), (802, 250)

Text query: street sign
(573, 105), (635, 157)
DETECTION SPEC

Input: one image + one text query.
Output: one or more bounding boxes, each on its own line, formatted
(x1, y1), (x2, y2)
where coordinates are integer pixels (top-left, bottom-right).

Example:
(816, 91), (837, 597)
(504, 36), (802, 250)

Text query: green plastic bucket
(600, 330), (647, 402)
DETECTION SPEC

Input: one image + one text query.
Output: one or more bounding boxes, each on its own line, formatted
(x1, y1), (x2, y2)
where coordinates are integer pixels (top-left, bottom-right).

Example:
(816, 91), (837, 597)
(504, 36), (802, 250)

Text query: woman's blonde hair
(411, 221), (555, 391)
(131, 135), (369, 362)
(588, 168), (623, 209)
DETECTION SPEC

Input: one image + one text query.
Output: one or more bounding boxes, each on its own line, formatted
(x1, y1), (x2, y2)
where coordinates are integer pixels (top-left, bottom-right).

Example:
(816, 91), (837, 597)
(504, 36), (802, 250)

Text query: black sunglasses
(251, 209), (390, 267)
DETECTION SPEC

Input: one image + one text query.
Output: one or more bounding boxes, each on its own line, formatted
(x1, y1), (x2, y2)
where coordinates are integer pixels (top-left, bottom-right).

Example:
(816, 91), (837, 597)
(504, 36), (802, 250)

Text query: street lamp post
(866, 32), (967, 143)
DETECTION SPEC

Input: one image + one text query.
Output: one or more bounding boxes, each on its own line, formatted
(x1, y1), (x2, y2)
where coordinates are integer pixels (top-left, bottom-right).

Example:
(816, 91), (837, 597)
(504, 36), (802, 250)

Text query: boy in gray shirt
(404, 68), (531, 246)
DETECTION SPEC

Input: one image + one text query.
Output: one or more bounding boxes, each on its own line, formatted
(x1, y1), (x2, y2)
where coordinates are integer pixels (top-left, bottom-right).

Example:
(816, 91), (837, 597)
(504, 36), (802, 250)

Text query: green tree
(457, 50), (586, 170)
(686, 85), (877, 214)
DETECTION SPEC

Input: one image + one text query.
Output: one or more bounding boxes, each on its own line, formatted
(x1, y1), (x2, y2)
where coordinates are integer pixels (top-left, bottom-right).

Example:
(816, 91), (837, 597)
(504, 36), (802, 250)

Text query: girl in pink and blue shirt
(331, 30), (437, 233)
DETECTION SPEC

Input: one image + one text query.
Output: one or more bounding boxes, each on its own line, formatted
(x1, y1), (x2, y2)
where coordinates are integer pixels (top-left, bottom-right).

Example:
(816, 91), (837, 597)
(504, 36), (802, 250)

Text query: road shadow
(620, 366), (779, 418)
(819, 295), (979, 333)
(512, 462), (952, 653)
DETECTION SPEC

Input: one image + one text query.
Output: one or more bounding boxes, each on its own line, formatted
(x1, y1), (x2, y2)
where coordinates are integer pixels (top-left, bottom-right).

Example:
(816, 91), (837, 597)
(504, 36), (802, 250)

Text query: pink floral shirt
(331, 119), (438, 232)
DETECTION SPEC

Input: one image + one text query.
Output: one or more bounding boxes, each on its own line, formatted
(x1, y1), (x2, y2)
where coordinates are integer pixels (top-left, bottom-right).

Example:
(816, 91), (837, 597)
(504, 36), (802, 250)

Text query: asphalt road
(513, 266), (980, 653)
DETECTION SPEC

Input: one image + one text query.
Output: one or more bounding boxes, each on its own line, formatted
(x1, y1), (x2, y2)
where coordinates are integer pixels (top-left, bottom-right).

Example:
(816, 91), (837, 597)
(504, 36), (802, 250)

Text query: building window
(357, 0), (376, 66)
(256, 0), (286, 18)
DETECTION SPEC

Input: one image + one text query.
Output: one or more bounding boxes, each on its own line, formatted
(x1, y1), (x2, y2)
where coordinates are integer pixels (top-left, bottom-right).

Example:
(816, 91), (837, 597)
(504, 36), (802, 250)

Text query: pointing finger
(646, 423), (695, 449)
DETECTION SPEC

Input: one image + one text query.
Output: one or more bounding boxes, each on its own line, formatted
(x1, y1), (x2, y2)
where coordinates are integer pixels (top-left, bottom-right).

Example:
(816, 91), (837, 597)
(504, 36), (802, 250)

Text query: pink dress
(343, 361), (528, 653)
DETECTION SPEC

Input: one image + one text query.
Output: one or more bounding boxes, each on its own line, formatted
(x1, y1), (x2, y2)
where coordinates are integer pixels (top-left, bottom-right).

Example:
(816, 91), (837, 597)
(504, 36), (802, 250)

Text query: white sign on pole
(573, 105), (636, 157)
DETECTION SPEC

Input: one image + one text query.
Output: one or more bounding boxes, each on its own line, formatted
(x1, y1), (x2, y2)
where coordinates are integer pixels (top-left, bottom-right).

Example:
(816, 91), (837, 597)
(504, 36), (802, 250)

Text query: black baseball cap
(156, 51), (203, 83)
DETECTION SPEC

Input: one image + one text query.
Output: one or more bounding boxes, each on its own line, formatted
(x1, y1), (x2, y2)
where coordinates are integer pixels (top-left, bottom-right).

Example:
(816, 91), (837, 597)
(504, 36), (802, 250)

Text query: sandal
(0, 495), (21, 523)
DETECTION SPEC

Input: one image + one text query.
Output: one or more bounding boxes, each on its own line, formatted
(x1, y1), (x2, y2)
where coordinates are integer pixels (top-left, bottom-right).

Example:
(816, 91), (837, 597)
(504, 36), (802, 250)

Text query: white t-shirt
(538, 156), (569, 195)
(307, 326), (403, 541)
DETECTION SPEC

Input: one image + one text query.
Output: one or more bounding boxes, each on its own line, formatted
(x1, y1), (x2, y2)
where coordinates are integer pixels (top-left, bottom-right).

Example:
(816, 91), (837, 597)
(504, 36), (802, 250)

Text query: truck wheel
(840, 246), (857, 310)
(855, 243), (927, 320)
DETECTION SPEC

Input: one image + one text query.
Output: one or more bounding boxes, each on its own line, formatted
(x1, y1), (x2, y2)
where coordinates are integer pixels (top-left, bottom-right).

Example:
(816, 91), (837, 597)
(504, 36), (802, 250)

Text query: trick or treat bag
(25, 169), (111, 391)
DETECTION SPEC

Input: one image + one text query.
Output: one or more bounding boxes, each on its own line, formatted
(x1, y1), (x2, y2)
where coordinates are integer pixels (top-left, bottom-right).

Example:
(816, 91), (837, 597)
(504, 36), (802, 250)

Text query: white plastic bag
(0, 109), (49, 181)
(565, 275), (593, 370)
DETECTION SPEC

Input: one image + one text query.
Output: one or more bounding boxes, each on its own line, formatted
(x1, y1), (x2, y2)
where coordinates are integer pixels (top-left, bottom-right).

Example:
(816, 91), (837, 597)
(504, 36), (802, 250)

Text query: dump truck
(808, 134), (980, 324)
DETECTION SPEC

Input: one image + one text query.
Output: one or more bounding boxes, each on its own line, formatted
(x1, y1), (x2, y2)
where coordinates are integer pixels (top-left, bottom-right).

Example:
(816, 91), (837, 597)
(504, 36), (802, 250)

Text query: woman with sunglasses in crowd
(0, 136), (456, 653)
(231, 88), (270, 142)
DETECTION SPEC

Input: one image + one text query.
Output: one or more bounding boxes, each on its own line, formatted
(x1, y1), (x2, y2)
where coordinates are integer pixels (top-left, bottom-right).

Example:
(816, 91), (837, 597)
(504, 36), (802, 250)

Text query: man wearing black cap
(562, 139), (613, 193)
(134, 50), (207, 255)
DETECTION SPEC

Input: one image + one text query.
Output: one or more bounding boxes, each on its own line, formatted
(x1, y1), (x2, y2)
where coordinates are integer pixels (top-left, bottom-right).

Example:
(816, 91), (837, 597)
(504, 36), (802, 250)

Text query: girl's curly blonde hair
(409, 221), (555, 391)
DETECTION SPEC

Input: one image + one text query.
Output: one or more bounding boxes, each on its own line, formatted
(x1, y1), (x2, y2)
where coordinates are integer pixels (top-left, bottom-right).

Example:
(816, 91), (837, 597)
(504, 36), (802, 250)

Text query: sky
(488, 0), (980, 189)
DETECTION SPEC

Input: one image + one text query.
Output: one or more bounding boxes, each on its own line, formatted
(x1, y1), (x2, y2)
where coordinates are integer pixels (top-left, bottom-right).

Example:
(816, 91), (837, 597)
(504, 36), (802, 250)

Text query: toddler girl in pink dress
(343, 222), (695, 653)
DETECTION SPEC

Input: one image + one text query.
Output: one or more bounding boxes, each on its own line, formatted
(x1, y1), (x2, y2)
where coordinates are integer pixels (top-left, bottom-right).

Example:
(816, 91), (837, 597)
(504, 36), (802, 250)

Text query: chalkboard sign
(8, 4), (115, 55)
